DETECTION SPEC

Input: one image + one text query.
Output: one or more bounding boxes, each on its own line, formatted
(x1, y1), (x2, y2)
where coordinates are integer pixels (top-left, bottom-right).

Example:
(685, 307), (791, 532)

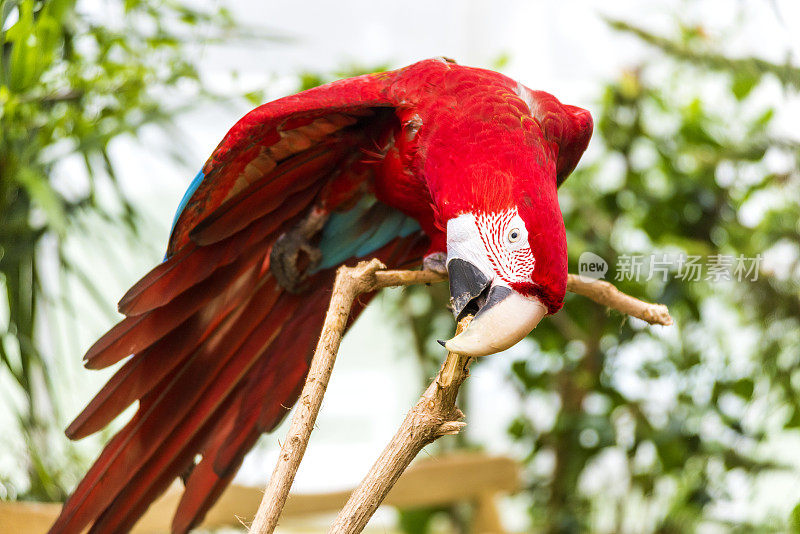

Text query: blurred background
(2, 0), (800, 532)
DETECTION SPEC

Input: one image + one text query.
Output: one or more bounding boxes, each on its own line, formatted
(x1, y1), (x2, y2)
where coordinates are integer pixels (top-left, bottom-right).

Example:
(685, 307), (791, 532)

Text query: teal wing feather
(315, 195), (421, 271)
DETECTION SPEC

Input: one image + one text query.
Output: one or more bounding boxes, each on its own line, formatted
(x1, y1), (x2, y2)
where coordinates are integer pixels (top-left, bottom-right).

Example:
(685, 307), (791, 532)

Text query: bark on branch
(248, 261), (672, 534)
(566, 275), (673, 326)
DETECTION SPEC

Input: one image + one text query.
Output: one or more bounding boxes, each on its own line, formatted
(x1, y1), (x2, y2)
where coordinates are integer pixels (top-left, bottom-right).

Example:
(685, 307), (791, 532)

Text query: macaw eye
(508, 228), (521, 243)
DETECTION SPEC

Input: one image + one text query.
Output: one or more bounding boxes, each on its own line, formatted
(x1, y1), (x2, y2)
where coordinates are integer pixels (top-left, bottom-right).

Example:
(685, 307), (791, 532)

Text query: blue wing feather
(169, 170), (205, 237)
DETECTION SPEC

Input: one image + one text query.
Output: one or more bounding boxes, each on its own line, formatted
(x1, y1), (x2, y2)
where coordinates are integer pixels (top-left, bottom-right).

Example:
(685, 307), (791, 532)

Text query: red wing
(51, 69), (431, 534)
(166, 71), (399, 256)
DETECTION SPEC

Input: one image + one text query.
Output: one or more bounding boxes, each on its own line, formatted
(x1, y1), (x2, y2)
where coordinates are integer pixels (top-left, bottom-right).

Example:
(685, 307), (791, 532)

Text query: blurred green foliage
(0, 0), (243, 501)
(384, 21), (800, 534)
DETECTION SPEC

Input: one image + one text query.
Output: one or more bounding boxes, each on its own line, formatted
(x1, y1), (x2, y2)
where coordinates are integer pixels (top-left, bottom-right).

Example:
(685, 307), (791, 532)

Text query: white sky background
(3, 0), (799, 531)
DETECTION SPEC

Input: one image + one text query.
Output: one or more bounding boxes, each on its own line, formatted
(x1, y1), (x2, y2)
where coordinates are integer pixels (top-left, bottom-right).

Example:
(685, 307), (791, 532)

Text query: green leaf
(397, 507), (443, 534)
(14, 167), (68, 235)
(751, 108), (775, 131)
(508, 416), (531, 439)
(731, 378), (755, 400)
(786, 408), (800, 429)
(731, 69), (759, 101)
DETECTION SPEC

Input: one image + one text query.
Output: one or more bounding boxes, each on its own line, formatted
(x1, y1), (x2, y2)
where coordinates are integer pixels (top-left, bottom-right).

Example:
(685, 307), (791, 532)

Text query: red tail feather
(172, 307), (323, 533)
(87, 293), (305, 533)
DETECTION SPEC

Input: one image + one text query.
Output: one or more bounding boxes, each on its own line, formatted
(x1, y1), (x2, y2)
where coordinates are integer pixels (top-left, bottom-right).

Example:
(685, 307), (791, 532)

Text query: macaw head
(438, 91), (592, 357)
(442, 187), (567, 357)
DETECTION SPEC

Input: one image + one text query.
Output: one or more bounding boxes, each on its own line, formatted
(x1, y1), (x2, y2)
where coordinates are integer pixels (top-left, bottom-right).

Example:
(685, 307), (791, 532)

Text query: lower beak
(444, 260), (547, 357)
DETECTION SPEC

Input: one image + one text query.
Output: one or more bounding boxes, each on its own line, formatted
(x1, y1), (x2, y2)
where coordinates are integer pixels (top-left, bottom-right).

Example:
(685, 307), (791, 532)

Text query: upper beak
(444, 259), (547, 357)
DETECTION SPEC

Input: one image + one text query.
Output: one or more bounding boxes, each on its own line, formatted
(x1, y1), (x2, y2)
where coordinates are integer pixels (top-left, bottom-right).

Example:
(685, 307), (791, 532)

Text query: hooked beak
(443, 259), (547, 357)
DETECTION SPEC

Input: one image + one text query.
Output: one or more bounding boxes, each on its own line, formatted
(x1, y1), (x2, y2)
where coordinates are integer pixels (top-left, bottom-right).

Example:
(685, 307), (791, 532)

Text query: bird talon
(270, 209), (328, 293)
(423, 252), (448, 275)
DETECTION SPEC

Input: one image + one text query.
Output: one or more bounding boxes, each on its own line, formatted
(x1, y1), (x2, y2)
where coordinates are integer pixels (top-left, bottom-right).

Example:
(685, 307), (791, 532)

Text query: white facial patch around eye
(447, 209), (536, 287)
(446, 214), (496, 279)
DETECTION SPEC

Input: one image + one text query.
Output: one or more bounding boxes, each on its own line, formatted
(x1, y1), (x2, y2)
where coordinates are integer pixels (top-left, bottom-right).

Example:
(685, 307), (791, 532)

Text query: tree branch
(606, 18), (800, 91)
(566, 275), (673, 326)
(248, 262), (672, 534)
(380, 270), (673, 325)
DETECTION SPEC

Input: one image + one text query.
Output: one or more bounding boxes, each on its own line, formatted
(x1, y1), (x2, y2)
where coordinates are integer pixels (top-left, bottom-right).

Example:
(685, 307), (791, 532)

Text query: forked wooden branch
(248, 260), (672, 534)
(328, 315), (473, 533)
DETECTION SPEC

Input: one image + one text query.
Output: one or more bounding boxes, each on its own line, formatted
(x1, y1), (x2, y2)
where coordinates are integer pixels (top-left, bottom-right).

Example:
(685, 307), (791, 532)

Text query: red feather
(118, 180), (324, 317)
(83, 251), (261, 370)
(190, 140), (350, 246)
(172, 291), (328, 533)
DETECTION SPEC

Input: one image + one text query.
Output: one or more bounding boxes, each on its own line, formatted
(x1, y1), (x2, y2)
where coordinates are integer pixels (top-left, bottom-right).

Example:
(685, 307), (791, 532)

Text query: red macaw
(50, 58), (592, 533)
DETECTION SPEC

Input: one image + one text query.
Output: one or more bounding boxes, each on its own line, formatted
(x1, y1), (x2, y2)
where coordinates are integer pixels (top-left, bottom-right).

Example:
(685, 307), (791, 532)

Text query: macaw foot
(270, 208), (328, 293)
(423, 251), (448, 274)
